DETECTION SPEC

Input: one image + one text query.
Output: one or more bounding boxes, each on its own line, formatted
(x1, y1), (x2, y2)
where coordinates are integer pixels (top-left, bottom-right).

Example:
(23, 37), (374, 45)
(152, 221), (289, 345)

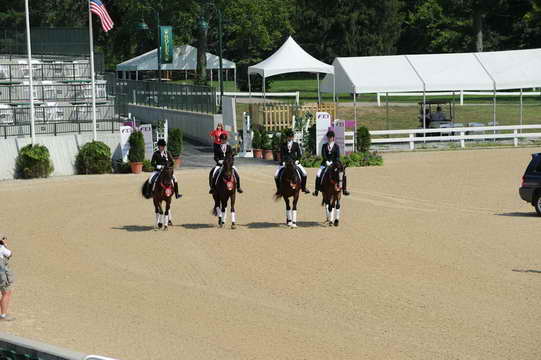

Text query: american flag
(90, 0), (114, 32)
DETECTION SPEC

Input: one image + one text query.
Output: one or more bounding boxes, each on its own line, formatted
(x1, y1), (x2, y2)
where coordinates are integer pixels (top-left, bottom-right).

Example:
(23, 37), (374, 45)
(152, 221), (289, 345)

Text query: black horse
(274, 160), (302, 228)
(211, 155), (238, 229)
(321, 160), (346, 227)
(142, 165), (174, 230)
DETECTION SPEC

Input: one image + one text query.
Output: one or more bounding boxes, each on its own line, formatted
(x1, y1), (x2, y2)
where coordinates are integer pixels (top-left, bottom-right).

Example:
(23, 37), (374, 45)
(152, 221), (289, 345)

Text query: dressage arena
(1, 147), (541, 360)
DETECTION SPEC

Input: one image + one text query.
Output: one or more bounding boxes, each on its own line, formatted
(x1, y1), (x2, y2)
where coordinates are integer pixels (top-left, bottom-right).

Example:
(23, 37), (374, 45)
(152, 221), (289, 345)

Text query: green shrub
(356, 126), (371, 153)
(168, 128), (183, 157)
(142, 159), (153, 172)
(300, 151), (383, 168)
(300, 154), (323, 168)
(252, 128), (262, 149)
(128, 131), (145, 163)
(271, 132), (281, 151)
(262, 132), (272, 150)
(113, 160), (131, 174)
(75, 141), (111, 175)
(304, 124), (316, 155)
(15, 144), (54, 179)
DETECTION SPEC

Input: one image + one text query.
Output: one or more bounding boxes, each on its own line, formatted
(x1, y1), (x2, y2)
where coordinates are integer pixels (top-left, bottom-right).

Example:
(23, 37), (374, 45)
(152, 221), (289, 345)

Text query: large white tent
(248, 36), (334, 102)
(320, 48), (541, 125)
(116, 45), (236, 82)
(321, 48), (541, 93)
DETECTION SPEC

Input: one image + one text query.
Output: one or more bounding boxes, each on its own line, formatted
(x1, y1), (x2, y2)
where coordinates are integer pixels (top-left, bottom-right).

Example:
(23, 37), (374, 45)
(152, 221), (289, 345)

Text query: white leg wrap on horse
(231, 212), (236, 223)
(335, 208), (341, 220)
(286, 210), (292, 222)
(330, 209), (335, 223)
(163, 214), (169, 226)
(325, 207), (330, 221)
(168, 209), (172, 221)
(155, 213), (160, 225)
(292, 210), (297, 223)
(216, 207), (222, 217)
(223, 210), (228, 223)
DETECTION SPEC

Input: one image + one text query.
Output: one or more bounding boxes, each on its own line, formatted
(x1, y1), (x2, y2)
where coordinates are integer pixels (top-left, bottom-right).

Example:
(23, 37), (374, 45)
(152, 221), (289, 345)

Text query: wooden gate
(249, 102), (337, 131)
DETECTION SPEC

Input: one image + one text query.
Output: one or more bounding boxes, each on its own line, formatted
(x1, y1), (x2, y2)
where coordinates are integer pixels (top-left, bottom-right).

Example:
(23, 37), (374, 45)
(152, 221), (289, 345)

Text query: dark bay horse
(142, 165), (174, 230)
(321, 161), (346, 226)
(274, 159), (301, 228)
(212, 155), (237, 229)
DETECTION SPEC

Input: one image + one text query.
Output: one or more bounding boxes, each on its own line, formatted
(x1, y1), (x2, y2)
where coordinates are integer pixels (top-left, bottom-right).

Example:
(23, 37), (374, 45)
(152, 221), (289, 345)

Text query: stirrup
(175, 194), (183, 199)
(343, 190), (350, 196)
(312, 191), (319, 197)
(237, 188), (244, 194)
(209, 189), (214, 194)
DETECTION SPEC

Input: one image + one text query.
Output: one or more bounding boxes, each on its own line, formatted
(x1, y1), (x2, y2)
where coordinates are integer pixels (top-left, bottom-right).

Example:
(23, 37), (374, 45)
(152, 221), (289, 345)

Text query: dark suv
(519, 153), (541, 216)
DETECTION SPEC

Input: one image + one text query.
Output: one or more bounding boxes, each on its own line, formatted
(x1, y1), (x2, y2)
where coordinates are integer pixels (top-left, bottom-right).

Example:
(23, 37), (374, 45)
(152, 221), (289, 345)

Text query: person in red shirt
(209, 123), (229, 158)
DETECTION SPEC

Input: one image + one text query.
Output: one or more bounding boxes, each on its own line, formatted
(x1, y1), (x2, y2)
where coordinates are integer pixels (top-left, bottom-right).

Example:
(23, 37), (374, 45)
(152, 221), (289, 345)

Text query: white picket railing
(370, 124), (541, 150)
(376, 91), (541, 106)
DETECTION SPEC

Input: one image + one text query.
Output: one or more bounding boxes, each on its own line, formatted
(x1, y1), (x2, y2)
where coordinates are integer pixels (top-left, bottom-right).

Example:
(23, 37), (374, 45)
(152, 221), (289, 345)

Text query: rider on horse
(274, 128), (310, 195)
(147, 139), (182, 199)
(209, 133), (243, 194)
(312, 130), (350, 197)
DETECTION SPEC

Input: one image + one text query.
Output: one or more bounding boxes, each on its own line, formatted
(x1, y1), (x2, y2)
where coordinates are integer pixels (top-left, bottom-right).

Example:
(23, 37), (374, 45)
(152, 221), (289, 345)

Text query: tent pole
(386, 92), (389, 130)
(333, 73), (336, 103)
(493, 89), (496, 141)
(317, 73), (321, 105)
(353, 87), (357, 122)
(234, 68), (237, 90)
(452, 91), (455, 126)
(520, 88), (523, 133)
(210, 68), (213, 84)
(248, 73), (252, 99)
(263, 76), (266, 104)
(423, 91), (426, 143)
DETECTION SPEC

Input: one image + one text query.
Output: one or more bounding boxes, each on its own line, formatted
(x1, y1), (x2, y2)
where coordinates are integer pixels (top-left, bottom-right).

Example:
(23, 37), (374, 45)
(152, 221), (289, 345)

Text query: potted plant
(128, 130), (145, 173)
(271, 132), (281, 161)
(75, 141), (112, 175)
(168, 128), (183, 168)
(15, 144), (54, 179)
(252, 129), (263, 159)
(262, 132), (273, 160)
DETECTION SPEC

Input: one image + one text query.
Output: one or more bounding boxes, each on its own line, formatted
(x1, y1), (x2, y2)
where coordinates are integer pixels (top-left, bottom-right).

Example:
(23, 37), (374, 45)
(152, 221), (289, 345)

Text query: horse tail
(321, 198), (325, 207)
(211, 207), (218, 216)
(141, 180), (152, 199)
(273, 193), (283, 202)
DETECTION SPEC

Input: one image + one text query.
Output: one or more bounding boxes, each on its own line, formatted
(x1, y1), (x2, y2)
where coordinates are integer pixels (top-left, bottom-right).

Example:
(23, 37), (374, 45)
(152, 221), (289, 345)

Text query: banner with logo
(160, 26), (174, 64)
(139, 124), (154, 160)
(316, 112), (332, 156)
(334, 120), (346, 156)
(119, 126), (133, 162)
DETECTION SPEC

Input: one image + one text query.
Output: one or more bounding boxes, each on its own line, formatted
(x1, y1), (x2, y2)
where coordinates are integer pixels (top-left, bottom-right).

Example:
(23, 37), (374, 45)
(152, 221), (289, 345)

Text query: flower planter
(130, 162), (143, 174)
(263, 149), (274, 161)
(253, 149), (263, 159)
(174, 156), (182, 169)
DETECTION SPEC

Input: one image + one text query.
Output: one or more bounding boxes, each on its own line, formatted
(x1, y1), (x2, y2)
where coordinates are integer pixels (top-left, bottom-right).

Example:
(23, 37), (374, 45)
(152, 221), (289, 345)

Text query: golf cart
(418, 100), (455, 129)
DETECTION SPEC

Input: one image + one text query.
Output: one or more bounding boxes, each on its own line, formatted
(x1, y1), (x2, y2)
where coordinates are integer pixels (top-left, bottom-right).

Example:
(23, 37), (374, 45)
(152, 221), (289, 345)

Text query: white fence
(370, 124), (541, 150)
(376, 91), (541, 106)
(216, 91), (300, 106)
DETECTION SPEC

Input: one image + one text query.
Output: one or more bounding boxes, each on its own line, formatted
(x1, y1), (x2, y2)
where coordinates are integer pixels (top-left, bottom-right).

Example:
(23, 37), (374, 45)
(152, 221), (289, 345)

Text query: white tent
(248, 36), (334, 102)
(320, 48), (541, 125)
(321, 48), (541, 93)
(116, 45), (236, 82)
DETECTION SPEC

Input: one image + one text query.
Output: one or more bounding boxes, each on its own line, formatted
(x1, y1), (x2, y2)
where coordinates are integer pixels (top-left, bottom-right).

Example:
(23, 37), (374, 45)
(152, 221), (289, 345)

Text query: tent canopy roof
(321, 48), (541, 94)
(248, 36), (334, 78)
(116, 45), (236, 72)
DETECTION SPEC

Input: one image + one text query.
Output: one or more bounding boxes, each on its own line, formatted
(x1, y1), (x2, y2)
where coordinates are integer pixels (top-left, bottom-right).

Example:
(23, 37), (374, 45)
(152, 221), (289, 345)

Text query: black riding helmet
(326, 130), (336, 139)
(157, 139), (167, 147)
(219, 133), (228, 141)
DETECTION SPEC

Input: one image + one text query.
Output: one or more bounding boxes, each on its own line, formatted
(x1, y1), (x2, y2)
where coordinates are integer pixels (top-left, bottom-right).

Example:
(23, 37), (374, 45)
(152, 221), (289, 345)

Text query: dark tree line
(1, 0), (540, 76)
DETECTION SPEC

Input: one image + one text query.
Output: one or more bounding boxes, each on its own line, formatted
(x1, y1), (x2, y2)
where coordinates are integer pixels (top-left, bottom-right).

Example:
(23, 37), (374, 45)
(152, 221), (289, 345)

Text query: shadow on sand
(112, 225), (155, 232)
(180, 223), (215, 230)
(245, 221), (326, 229)
(512, 269), (541, 274)
(496, 212), (538, 218)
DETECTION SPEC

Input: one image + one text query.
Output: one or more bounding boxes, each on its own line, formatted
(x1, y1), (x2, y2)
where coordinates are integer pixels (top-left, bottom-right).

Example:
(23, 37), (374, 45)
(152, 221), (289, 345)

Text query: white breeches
(149, 171), (177, 182)
(316, 165), (326, 178)
(214, 165), (239, 179)
(275, 164), (307, 178)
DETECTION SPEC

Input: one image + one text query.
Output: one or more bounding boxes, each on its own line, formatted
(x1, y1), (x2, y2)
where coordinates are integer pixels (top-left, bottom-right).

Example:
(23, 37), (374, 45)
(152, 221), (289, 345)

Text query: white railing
(376, 90), (541, 106)
(370, 124), (541, 150)
(217, 91), (300, 106)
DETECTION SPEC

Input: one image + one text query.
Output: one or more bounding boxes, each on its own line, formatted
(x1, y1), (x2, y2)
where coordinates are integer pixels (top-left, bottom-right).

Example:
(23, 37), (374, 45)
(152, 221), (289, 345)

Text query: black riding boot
(234, 171), (243, 193)
(342, 175), (350, 196)
(312, 176), (321, 196)
(274, 177), (281, 196)
(174, 181), (182, 199)
(301, 175), (310, 194)
(209, 169), (215, 194)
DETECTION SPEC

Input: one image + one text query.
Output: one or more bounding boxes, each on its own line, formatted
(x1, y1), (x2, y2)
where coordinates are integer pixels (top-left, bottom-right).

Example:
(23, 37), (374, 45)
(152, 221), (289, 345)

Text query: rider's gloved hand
(157, 165), (164, 169)
(326, 161), (332, 166)
(295, 160), (300, 165)
(218, 160), (224, 165)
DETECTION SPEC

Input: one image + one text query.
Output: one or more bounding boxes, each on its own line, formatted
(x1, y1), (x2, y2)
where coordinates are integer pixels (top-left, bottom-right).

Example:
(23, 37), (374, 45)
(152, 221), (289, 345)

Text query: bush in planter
(300, 154), (323, 168)
(261, 132), (272, 150)
(75, 141), (111, 174)
(143, 159), (153, 172)
(168, 128), (183, 158)
(356, 125), (371, 153)
(304, 124), (316, 155)
(271, 132), (282, 151)
(15, 144), (54, 179)
(252, 128), (262, 149)
(113, 160), (131, 174)
(128, 131), (145, 163)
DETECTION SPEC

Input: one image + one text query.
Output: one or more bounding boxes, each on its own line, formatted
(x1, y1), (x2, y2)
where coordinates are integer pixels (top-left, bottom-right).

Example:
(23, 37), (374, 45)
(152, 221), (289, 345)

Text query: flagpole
(24, 0), (36, 145)
(88, 0), (98, 141)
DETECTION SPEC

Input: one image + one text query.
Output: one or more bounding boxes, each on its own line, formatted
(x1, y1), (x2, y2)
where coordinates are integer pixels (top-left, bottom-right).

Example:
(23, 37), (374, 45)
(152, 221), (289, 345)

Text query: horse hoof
(328, 222), (333, 227)
(163, 226), (169, 231)
(231, 224), (236, 230)
(289, 223), (297, 228)
(158, 223), (163, 229)
(334, 220), (339, 227)
(168, 220), (173, 226)
(219, 223), (224, 228)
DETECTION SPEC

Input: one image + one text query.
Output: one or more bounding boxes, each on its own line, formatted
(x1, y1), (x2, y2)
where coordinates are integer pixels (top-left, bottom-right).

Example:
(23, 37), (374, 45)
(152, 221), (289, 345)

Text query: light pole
(202, 0), (224, 111)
